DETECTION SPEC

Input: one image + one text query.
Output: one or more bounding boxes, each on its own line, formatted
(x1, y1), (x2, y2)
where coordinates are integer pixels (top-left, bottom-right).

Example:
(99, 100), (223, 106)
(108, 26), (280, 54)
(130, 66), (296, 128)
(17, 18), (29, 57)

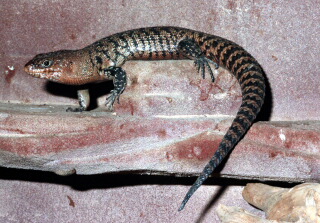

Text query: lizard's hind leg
(178, 39), (218, 82)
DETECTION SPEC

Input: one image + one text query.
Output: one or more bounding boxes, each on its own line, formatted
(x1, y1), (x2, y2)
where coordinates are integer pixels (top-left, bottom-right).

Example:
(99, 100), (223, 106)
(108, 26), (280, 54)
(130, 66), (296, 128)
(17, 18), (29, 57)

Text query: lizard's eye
(41, 60), (53, 68)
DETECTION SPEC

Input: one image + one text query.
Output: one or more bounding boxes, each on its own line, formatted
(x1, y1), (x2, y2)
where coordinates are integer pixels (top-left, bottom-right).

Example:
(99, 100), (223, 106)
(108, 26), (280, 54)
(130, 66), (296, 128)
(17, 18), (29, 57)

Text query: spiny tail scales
(179, 37), (265, 211)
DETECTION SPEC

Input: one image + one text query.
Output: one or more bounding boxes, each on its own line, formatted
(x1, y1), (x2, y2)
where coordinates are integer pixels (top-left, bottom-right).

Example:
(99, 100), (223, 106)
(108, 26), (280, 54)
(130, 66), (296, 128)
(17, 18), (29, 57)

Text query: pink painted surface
(0, 0), (320, 222)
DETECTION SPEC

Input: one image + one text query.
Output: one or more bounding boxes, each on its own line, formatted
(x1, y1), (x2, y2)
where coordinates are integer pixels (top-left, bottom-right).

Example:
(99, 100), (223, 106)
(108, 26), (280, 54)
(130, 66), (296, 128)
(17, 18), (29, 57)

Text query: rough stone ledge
(0, 102), (319, 181)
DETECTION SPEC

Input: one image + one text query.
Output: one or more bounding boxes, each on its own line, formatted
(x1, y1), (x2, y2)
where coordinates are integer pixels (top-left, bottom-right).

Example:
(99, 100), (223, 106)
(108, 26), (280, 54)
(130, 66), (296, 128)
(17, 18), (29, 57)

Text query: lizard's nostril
(24, 65), (30, 73)
(24, 60), (34, 73)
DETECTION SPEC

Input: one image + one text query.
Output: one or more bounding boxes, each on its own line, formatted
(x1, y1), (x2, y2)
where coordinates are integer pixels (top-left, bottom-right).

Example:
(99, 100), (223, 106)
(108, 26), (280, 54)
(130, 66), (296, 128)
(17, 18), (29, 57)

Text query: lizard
(24, 26), (266, 211)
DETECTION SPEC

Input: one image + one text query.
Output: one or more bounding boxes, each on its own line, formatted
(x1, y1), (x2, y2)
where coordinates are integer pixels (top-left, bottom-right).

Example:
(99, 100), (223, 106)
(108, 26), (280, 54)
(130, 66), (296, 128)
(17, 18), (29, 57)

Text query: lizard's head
(24, 49), (100, 85)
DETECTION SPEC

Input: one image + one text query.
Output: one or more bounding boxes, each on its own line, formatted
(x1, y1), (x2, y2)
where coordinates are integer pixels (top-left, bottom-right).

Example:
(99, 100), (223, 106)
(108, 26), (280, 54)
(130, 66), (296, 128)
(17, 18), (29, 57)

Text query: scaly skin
(24, 26), (266, 210)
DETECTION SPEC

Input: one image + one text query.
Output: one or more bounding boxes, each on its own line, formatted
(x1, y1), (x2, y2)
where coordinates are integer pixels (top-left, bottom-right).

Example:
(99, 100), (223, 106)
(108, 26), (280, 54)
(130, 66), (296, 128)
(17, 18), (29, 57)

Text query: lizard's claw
(105, 90), (122, 111)
(194, 56), (218, 82)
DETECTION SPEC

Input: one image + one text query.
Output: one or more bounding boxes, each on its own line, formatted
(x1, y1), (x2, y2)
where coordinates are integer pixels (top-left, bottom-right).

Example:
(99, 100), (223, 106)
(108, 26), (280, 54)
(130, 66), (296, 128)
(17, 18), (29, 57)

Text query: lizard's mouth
(24, 64), (62, 81)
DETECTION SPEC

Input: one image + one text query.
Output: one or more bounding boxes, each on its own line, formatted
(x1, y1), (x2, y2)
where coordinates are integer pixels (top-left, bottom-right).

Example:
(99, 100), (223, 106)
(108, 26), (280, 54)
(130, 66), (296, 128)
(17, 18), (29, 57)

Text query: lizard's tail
(179, 39), (266, 211)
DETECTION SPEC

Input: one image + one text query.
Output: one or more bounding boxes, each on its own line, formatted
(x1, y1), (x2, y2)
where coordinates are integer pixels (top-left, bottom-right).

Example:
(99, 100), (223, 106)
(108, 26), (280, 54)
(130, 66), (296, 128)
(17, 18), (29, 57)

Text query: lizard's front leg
(104, 67), (127, 111)
(66, 89), (90, 112)
(178, 39), (219, 82)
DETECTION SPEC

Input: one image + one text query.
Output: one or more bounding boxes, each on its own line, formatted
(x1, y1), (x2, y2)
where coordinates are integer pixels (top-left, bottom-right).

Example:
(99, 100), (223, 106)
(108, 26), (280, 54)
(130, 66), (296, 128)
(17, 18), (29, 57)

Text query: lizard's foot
(194, 56), (218, 82)
(66, 106), (86, 112)
(66, 89), (89, 112)
(104, 67), (127, 111)
(105, 90), (121, 111)
(178, 39), (219, 82)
